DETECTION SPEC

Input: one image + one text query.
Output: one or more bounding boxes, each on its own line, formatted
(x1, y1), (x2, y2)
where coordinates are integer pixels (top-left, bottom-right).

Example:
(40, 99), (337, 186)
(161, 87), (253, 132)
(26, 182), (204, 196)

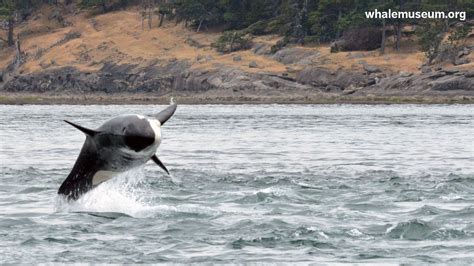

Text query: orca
(58, 103), (177, 201)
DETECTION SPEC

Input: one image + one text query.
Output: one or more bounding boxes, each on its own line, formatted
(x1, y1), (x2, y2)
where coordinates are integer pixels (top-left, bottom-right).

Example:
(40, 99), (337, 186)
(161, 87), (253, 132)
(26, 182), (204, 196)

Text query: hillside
(0, 5), (473, 104)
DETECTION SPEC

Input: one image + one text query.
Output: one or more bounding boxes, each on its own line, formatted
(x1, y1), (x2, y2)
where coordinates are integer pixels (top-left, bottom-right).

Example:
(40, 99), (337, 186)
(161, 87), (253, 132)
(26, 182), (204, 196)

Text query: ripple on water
(408, 205), (447, 216)
(0, 217), (36, 228)
(386, 219), (471, 241)
(1, 104), (473, 263)
(386, 219), (436, 240)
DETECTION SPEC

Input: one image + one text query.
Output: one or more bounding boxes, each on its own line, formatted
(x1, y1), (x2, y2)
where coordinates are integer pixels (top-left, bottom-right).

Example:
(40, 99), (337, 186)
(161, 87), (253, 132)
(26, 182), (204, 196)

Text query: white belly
(92, 170), (118, 186)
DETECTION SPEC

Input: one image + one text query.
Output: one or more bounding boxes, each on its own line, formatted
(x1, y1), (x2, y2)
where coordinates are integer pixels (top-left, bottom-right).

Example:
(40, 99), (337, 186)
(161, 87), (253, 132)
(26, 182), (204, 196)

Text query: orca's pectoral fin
(64, 120), (98, 136)
(151, 154), (170, 175)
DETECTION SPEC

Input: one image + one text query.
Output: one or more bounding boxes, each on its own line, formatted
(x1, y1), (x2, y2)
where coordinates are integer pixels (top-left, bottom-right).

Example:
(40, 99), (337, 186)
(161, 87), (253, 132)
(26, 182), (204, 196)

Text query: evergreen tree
(0, 0), (39, 46)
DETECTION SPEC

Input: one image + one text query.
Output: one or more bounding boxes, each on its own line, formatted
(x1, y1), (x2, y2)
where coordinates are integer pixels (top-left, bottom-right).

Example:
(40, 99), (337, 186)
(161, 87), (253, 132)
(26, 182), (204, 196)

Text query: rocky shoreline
(1, 49), (473, 105)
(1, 92), (473, 105)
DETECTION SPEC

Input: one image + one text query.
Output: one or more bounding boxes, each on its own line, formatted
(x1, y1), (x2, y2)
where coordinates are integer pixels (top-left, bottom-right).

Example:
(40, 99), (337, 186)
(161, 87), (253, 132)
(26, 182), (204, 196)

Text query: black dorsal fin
(64, 120), (98, 136)
(155, 103), (177, 126)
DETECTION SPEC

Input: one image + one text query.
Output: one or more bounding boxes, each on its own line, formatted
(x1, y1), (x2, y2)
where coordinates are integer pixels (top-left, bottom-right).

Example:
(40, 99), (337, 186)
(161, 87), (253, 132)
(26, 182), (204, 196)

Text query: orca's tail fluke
(156, 100), (177, 126)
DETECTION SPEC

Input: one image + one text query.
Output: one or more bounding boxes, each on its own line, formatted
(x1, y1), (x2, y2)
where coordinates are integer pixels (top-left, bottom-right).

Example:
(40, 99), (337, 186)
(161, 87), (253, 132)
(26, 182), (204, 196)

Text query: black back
(58, 137), (100, 201)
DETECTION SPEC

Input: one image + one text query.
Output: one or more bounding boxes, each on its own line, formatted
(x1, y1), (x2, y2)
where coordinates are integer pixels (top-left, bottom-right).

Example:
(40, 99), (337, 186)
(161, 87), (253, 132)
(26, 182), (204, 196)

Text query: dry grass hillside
(0, 6), (287, 74)
(1, 5), (473, 77)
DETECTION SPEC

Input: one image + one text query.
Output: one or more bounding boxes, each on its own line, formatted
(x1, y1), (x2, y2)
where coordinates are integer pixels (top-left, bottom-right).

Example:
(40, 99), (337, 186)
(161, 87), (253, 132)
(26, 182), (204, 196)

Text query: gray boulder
(454, 57), (470, 66)
(252, 43), (272, 55)
(330, 40), (345, 53)
(272, 47), (318, 65)
(421, 66), (432, 74)
(457, 47), (470, 57)
(428, 72), (447, 79)
(325, 84), (343, 92)
(185, 37), (205, 48)
(196, 55), (214, 63)
(363, 64), (382, 74)
(464, 71), (474, 78)
(399, 71), (413, 77)
(249, 61), (258, 68)
(430, 76), (474, 91)
(442, 68), (459, 75)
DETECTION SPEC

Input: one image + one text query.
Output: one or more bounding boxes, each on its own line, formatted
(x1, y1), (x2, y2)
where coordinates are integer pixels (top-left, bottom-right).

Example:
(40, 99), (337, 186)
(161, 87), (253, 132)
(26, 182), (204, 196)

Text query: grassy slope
(1, 6), (288, 74)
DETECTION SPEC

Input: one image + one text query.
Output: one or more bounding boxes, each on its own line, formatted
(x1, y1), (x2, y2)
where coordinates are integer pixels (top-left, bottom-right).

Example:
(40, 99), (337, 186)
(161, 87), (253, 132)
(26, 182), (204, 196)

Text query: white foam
(54, 167), (156, 218)
(348, 228), (363, 236)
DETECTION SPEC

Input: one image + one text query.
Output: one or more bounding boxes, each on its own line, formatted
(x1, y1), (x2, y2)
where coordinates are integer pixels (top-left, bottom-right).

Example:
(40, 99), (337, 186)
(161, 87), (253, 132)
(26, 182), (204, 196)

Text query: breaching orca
(58, 103), (177, 201)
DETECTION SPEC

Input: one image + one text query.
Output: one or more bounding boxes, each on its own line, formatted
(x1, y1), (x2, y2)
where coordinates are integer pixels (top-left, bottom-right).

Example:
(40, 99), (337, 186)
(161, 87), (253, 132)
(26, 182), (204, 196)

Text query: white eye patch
(147, 118), (162, 144)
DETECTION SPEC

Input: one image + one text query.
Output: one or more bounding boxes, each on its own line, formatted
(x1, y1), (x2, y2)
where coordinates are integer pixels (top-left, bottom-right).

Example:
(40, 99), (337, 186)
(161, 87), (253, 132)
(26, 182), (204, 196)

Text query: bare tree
(9, 34), (25, 70)
(158, 10), (165, 27)
(148, 7), (152, 29)
(395, 0), (404, 50)
(140, 0), (154, 30)
(7, 15), (14, 46)
(380, 18), (386, 55)
(140, 10), (146, 30)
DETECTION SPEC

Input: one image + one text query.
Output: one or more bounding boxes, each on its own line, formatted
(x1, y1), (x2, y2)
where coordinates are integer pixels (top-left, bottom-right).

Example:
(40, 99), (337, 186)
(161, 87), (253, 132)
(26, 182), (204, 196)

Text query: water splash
(52, 167), (218, 219)
(54, 167), (155, 218)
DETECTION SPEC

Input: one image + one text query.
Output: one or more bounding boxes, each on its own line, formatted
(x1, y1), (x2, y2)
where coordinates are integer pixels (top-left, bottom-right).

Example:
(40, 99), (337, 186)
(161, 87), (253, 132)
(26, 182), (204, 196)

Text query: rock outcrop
(1, 43), (472, 102)
(356, 69), (474, 96)
(296, 67), (367, 89)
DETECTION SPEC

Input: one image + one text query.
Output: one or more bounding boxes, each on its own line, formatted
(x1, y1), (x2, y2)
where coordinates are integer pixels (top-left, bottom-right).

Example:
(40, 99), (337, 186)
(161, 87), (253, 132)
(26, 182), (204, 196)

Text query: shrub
(212, 31), (252, 53)
(303, 35), (320, 45)
(340, 27), (382, 51)
(416, 20), (447, 65)
(242, 20), (268, 36)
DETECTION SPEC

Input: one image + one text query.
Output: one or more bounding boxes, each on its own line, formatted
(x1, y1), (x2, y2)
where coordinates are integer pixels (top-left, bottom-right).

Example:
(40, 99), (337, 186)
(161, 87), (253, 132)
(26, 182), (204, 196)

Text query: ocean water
(0, 104), (473, 263)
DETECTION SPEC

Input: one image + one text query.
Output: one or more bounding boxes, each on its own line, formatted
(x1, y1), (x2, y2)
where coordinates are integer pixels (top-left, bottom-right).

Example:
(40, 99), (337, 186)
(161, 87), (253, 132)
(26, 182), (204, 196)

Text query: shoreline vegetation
(1, 2), (473, 105)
